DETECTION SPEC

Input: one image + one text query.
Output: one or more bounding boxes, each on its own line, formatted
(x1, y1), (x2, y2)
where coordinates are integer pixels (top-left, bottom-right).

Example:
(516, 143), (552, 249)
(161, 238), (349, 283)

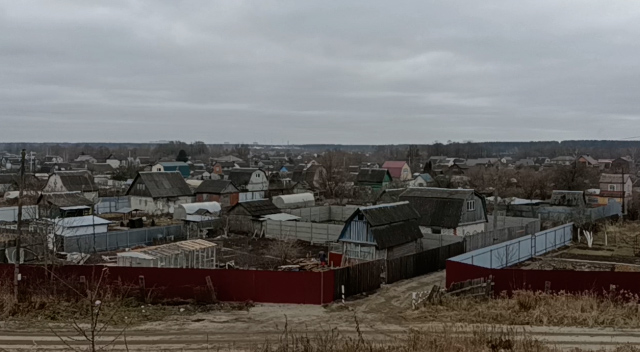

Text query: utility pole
(14, 149), (26, 301)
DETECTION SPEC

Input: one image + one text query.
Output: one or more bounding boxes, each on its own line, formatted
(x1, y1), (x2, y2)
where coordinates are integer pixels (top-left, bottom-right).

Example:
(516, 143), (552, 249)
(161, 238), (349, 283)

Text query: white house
(228, 168), (268, 202)
(42, 171), (99, 202)
(126, 172), (195, 214)
(49, 215), (112, 252)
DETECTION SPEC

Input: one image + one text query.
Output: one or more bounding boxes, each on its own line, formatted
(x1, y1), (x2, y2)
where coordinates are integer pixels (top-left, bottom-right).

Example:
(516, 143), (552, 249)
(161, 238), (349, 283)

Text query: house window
(466, 200), (475, 211)
(609, 184), (616, 191)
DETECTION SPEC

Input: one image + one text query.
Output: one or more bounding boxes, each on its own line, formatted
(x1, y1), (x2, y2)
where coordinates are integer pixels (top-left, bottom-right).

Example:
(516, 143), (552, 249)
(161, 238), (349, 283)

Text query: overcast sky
(2, 1), (640, 144)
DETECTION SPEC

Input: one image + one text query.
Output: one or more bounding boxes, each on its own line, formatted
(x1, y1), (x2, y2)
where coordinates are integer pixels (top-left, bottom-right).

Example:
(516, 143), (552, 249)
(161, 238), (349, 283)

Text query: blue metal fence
(449, 223), (573, 269)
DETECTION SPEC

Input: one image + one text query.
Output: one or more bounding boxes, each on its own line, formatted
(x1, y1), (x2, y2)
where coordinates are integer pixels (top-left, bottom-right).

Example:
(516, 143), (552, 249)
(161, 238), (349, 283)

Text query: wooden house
(356, 169), (392, 191)
(126, 172), (194, 214)
(382, 161), (412, 181)
(42, 171), (99, 202)
(337, 202), (423, 264)
(228, 168), (268, 202)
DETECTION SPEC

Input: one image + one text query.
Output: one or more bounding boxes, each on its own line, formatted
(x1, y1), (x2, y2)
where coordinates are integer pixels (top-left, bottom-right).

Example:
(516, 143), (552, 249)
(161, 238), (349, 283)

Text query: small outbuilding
(173, 202), (221, 221)
(272, 193), (315, 209)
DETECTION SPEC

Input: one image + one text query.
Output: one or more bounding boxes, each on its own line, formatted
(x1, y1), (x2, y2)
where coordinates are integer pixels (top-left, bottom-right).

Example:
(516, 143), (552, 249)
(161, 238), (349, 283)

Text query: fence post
(310, 223), (314, 245)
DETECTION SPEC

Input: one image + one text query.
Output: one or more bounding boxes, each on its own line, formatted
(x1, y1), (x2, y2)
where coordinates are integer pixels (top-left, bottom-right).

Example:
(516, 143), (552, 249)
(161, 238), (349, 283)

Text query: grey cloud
(2, 0), (640, 144)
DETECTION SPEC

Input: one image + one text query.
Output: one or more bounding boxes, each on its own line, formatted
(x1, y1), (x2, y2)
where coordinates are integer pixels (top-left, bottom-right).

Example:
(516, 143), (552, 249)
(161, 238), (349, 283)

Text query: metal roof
(195, 180), (238, 194)
(261, 213), (301, 221)
(55, 216), (113, 229)
(128, 172), (193, 198)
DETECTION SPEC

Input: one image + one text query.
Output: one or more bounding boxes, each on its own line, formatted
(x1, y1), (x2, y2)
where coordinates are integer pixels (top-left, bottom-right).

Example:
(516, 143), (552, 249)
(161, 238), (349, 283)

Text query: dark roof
(356, 169), (390, 184)
(400, 197), (464, 228)
(38, 193), (94, 207)
(398, 188), (483, 228)
(371, 220), (423, 249)
(0, 174), (18, 185)
(347, 202), (422, 249)
(55, 171), (98, 192)
(358, 201), (421, 227)
(195, 180), (238, 194)
(88, 163), (115, 174)
(374, 188), (406, 204)
(400, 187), (474, 200)
(230, 199), (280, 217)
(228, 168), (260, 188)
(549, 191), (585, 207)
(128, 172), (192, 198)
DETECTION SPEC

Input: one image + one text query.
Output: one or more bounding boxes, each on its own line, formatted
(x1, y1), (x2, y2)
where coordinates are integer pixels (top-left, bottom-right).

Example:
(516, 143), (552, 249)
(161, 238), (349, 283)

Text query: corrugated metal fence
(281, 206), (358, 222)
(94, 197), (131, 214)
(449, 223), (573, 269)
(62, 225), (183, 253)
(463, 220), (541, 252)
(263, 220), (343, 244)
(0, 205), (39, 222)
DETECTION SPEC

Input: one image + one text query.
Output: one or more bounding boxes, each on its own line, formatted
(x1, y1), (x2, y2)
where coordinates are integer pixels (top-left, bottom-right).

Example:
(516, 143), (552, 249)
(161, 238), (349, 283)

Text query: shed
(549, 190), (586, 207)
(116, 239), (217, 268)
(273, 193), (315, 209)
(337, 202), (423, 263)
(173, 202), (221, 221)
(227, 199), (281, 218)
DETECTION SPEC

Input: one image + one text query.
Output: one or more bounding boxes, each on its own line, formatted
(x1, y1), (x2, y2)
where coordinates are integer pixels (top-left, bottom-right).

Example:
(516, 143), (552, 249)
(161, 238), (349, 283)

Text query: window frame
(466, 200), (476, 212)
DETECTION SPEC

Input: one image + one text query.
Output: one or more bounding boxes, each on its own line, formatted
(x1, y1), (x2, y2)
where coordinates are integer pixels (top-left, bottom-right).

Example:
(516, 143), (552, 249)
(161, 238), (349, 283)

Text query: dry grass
(411, 290), (640, 328)
(255, 322), (640, 352)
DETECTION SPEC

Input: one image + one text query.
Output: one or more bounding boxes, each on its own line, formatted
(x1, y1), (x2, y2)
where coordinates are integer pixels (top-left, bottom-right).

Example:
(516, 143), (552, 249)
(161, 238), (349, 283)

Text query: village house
(292, 164), (327, 193)
(194, 180), (240, 207)
(409, 173), (437, 187)
(593, 174), (633, 213)
(126, 172), (194, 214)
(211, 161), (236, 176)
(356, 168), (392, 191)
(550, 156), (575, 166)
(74, 154), (97, 164)
(382, 161), (412, 181)
(228, 168), (268, 202)
(399, 187), (487, 236)
(577, 155), (598, 168)
(37, 192), (94, 219)
(42, 171), (99, 202)
(152, 161), (191, 178)
(337, 202), (423, 264)
(611, 157), (633, 174)
(266, 172), (296, 198)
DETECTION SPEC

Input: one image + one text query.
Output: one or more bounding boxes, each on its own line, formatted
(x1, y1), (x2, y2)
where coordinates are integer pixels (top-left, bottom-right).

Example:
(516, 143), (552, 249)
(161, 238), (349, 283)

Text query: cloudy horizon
(2, 1), (640, 144)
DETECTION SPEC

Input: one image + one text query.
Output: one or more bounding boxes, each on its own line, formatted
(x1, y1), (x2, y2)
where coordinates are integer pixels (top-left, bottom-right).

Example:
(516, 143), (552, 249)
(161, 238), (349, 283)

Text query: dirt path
(1, 271), (639, 351)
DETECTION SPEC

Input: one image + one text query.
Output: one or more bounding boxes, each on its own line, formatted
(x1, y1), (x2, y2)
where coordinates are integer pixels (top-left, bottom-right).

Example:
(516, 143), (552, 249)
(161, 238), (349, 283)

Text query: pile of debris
(279, 258), (331, 272)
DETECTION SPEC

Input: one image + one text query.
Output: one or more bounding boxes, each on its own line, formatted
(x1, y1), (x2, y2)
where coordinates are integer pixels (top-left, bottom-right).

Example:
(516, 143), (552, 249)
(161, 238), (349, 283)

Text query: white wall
(246, 170), (269, 191)
(456, 222), (485, 236)
(106, 159), (121, 168)
(56, 224), (109, 237)
(131, 196), (195, 214)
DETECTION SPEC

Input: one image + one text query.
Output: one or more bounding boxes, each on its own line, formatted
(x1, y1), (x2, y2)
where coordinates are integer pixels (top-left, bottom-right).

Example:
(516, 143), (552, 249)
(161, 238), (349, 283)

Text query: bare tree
(266, 236), (302, 266)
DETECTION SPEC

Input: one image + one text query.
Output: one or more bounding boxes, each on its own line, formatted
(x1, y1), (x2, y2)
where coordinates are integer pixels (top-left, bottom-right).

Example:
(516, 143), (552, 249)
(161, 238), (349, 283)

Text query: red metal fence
(0, 264), (334, 305)
(447, 260), (640, 295)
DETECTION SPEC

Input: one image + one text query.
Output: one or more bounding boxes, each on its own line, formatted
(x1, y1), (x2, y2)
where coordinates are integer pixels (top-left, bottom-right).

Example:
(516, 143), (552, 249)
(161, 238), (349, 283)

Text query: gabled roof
(346, 202), (422, 249)
(38, 192), (94, 207)
(579, 155), (598, 165)
(229, 168), (261, 188)
(229, 199), (280, 217)
(88, 163), (115, 174)
(382, 161), (408, 178)
(195, 180), (239, 194)
(398, 187), (485, 228)
(54, 171), (98, 192)
(357, 201), (420, 227)
(356, 168), (391, 184)
(600, 173), (632, 184)
(127, 172), (192, 198)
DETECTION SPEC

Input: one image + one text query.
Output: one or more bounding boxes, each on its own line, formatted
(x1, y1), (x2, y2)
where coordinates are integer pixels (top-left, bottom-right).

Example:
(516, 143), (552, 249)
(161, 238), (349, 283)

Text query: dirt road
(1, 271), (639, 351)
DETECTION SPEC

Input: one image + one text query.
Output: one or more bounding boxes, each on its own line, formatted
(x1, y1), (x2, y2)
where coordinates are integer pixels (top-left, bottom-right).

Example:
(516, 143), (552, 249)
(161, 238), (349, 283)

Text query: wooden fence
(333, 242), (465, 299)
(333, 259), (384, 299)
(387, 242), (464, 284)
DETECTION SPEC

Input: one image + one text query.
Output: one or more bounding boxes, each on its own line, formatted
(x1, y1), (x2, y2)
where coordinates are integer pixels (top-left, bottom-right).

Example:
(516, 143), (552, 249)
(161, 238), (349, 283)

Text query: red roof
(382, 161), (408, 178)
(598, 190), (624, 198)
